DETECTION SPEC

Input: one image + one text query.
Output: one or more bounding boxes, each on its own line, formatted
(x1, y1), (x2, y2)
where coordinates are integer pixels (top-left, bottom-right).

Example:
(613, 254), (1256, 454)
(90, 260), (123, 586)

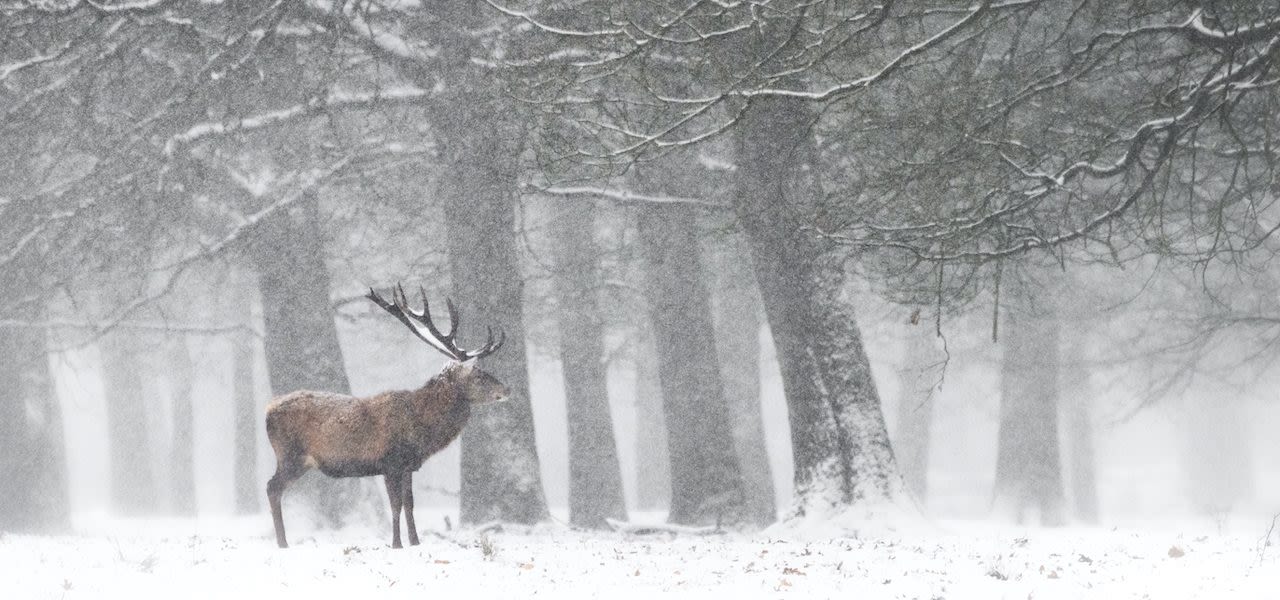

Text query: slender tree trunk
(993, 280), (1066, 526)
(632, 321), (671, 512)
(896, 321), (940, 503)
(168, 334), (196, 516)
(637, 204), (746, 525)
(249, 196), (363, 526)
(735, 97), (901, 517)
(551, 198), (626, 529)
(231, 268), (259, 514)
(101, 329), (158, 515)
(708, 235), (776, 526)
(1061, 333), (1098, 523)
(0, 313), (69, 532)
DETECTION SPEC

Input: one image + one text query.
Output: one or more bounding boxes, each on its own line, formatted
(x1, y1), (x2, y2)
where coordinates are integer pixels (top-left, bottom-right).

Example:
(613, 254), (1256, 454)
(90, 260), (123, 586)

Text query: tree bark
(231, 268), (259, 514)
(551, 197), (627, 529)
(993, 279), (1066, 526)
(637, 204), (746, 525)
(708, 235), (776, 526)
(395, 0), (550, 526)
(0, 314), (70, 532)
(734, 97), (901, 517)
(896, 321), (940, 503)
(632, 320), (671, 512)
(249, 196), (363, 526)
(167, 333), (196, 516)
(101, 329), (158, 515)
(1061, 331), (1098, 523)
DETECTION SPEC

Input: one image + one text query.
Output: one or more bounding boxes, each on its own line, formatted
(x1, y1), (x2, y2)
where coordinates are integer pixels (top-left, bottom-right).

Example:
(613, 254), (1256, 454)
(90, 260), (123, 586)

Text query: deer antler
(367, 284), (504, 361)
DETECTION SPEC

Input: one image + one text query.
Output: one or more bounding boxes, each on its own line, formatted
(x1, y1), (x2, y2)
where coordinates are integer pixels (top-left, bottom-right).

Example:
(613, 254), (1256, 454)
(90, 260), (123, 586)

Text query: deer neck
(411, 370), (472, 433)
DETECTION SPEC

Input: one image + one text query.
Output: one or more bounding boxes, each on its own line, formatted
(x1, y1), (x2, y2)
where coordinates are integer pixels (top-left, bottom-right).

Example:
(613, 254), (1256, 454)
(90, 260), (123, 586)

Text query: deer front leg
(402, 472), (419, 546)
(384, 472), (405, 549)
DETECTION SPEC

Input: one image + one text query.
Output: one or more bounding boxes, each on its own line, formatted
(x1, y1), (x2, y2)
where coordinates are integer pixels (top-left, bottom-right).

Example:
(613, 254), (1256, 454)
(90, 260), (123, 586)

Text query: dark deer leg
(267, 459), (306, 549)
(384, 472), (405, 549)
(402, 472), (419, 546)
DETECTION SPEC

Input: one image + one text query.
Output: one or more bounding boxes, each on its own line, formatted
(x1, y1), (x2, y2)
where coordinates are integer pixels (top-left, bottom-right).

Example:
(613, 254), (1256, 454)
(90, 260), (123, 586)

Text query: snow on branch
(164, 87), (430, 155)
(737, 0), (998, 101)
(0, 40), (73, 82)
(82, 0), (171, 12)
(534, 184), (727, 210)
(1186, 8), (1280, 48)
(483, 0), (625, 38)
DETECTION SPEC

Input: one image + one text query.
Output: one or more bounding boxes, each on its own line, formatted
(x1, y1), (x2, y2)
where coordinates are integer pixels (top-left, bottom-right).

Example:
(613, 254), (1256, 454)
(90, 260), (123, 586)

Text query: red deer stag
(265, 284), (507, 549)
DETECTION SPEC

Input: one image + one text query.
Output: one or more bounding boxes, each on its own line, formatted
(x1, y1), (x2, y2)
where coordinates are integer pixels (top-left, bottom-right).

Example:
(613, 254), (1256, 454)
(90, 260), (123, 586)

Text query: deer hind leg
(402, 472), (419, 546)
(383, 472), (405, 549)
(267, 457), (307, 549)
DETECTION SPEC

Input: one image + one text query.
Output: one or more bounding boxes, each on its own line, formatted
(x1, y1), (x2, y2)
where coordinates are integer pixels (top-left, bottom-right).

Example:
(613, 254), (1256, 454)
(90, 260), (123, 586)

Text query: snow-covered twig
(533, 184), (726, 209)
(164, 87), (431, 155)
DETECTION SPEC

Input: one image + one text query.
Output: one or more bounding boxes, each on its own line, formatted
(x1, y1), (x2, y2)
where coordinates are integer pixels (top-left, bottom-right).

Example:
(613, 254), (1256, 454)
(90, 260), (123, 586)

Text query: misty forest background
(2, 0), (1279, 536)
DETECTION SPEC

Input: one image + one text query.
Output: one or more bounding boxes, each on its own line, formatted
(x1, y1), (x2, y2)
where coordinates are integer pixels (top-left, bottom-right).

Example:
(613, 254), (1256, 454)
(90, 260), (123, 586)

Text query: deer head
(365, 284), (510, 404)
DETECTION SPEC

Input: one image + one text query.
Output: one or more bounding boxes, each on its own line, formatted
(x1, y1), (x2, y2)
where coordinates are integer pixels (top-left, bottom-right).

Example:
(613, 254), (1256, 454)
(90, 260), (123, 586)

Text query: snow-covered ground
(3, 513), (1275, 599)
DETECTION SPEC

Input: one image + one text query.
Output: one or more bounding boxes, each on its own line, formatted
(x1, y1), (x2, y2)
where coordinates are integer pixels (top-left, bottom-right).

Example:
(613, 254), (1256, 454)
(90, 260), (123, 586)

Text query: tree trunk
(632, 320), (671, 512)
(993, 279), (1066, 526)
(735, 97), (901, 518)
(167, 334), (196, 516)
(551, 197), (626, 529)
(231, 268), (259, 514)
(896, 321), (940, 503)
(0, 315), (70, 532)
(249, 196), (363, 526)
(637, 204), (746, 525)
(101, 329), (158, 515)
(708, 235), (776, 526)
(437, 123), (548, 526)
(1061, 332), (1098, 523)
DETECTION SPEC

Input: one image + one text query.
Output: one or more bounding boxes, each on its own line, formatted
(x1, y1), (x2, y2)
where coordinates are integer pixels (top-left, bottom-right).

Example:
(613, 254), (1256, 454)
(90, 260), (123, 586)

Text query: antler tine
(442, 294), (461, 340)
(370, 284), (460, 360)
(369, 282), (507, 363)
(469, 326), (505, 360)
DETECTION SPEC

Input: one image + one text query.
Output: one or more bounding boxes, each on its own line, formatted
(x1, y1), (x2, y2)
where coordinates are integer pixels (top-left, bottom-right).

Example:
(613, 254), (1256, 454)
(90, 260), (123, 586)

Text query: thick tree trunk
(444, 194), (549, 524)
(708, 235), (776, 526)
(167, 334), (196, 516)
(101, 329), (158, 515)
(438, 120), (548, 525)
(403, 0), (549, 526)
(231, 269), (259, 514)
(249, 197), (363, 526)
(993, 280), (1066, 526)
(0, 316), (70, 532)
(896, 322), (940, 503)
(637, 204), (746, 526)
(632, 321), (671, 512)
(1061, 333), (1098, 523)
(551, 198), (626, 529)
(735, 97), (901, 517)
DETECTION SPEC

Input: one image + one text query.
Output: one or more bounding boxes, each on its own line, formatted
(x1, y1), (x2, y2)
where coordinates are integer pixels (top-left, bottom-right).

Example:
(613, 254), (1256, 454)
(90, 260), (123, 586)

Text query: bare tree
(993, 275), (1066, 526)
(708, 231), (777, 526)
(551, 197), (627, 529)
(637, 200), (747, 525)
(167, 333), (196, 516)
(0, 307), (69, 532)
